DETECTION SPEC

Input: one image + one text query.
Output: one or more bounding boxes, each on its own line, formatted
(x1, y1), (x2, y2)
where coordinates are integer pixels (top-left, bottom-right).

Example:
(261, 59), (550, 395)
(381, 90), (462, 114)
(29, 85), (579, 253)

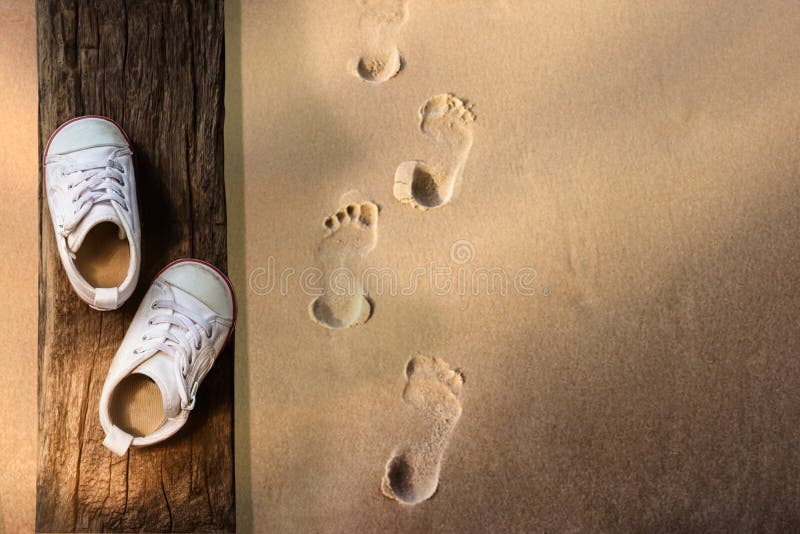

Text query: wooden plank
(36, 1), (233, 531)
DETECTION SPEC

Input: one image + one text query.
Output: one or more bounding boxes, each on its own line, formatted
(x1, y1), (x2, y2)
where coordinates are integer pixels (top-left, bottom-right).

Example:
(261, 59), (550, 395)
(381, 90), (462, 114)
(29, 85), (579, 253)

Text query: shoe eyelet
(141, 335), (148, 341)
(147, 319), (154, 325)
(151, 302), (158, 310)
(194, 342), (201, 350)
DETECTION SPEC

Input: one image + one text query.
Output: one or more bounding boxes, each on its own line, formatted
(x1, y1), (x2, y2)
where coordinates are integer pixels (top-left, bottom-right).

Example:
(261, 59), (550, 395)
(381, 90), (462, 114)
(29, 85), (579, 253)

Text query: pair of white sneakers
(45, 116), (236, 455)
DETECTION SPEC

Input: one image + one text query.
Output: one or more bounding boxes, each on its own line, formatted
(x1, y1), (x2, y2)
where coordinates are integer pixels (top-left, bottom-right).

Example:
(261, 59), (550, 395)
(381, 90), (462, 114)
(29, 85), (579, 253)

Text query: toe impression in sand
(394, 94), (476, 210)
(352, 0), (408, 83)
(310, 200), (379, 329)
(381, 355), (465, 505)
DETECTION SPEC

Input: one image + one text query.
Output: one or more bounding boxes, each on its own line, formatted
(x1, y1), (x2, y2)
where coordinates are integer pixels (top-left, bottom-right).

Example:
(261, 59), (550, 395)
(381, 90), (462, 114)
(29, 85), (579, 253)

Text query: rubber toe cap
(159, 261), (235, 320)
(48, 117), (130, 156)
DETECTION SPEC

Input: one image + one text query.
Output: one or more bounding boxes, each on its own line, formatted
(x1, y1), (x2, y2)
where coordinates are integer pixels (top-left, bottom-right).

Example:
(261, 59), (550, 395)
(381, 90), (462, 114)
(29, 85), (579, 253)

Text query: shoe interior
(109, 374), (166, 437)
(74, 222), (130, 288)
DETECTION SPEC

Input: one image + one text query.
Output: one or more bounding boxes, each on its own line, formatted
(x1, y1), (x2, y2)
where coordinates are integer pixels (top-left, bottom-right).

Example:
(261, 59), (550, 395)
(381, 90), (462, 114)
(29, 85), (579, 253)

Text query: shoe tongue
(131, 284), (216, 419)
(65, 146), (126, 253)
(67, 203), (125, 253)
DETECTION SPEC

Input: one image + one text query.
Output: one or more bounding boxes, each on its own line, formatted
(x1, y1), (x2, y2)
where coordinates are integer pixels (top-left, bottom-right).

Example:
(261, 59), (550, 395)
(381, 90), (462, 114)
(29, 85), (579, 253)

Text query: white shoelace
(60, 152), (130, 236)
(133, 297), (214, 410)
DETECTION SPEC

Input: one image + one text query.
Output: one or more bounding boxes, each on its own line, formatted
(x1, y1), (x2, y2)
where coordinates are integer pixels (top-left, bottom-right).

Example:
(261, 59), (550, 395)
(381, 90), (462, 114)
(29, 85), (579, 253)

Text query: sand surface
(0, 1), (37, 532)
(2, 1), (800, 531)
(228, 0), (800, 531)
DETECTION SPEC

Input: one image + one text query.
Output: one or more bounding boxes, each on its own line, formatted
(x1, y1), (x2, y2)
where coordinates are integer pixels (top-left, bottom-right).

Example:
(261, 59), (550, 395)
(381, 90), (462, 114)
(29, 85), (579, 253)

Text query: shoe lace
(60, 154), (130, 236)
(133, 297), (214, 410)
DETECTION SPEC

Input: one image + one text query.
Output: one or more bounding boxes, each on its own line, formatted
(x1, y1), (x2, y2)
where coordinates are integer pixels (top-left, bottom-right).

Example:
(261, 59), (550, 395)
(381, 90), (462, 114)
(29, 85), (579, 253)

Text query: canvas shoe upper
(99, 259), (236, 456)
(44, 116), (141, 311)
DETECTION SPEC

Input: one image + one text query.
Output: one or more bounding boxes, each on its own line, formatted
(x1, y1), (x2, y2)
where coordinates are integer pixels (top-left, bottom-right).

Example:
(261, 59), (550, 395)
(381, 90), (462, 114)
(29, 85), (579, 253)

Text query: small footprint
(352, 0), (409, 83)
(381, 355), (465, 505)
(309, 200), (379, 329)
(394, 94), (476, 210)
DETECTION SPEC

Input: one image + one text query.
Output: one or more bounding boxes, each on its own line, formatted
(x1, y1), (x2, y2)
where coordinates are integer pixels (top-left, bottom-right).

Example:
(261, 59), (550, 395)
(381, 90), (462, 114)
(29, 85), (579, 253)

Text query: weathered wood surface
(36, 1), (233, 531)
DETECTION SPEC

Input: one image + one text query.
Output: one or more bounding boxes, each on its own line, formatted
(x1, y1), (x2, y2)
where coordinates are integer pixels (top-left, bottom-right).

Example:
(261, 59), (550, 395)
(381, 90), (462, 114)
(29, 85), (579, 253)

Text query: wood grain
(36, 1), (232, 531)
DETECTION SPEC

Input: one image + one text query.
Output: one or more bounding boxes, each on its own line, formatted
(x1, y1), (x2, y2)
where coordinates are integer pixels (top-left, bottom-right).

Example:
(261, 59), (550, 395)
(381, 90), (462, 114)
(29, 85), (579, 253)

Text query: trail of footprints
(306, 3), (477, 506)
(309, 94), (475, 331)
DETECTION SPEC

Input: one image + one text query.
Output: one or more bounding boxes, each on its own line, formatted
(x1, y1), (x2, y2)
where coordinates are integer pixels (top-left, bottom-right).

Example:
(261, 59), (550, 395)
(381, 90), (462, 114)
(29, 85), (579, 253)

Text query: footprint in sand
(394, 94), (476, 210)
(352, 0), (409, 83)
(309, 200), (379, 329)
(381, 355), (465, 505)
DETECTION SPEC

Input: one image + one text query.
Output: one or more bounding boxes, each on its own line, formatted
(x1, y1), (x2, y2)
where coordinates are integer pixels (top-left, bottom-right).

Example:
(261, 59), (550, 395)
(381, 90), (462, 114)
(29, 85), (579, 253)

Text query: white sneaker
(99, 259), (236, 455)
(44, 116), (141, 311)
